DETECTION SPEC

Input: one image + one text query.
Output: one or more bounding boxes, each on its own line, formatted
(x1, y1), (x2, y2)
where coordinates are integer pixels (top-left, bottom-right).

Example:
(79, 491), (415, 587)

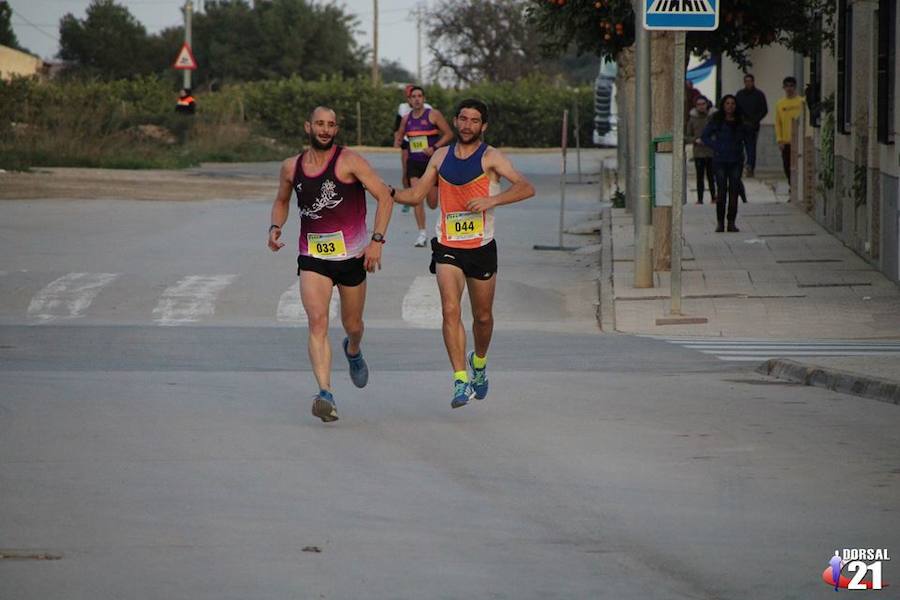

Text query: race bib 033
(307, 231), (347, 258)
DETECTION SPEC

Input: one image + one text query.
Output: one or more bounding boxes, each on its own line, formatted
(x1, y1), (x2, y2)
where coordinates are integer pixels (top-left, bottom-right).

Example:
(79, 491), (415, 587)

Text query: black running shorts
(298, 255), (366, 287)
(406, 159), (428, 180)
(429, 238), (497, 280)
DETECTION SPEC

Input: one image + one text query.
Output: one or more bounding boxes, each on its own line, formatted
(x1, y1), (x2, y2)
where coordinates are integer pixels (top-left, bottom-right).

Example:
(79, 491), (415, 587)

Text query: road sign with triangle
(173, 42), (198, 70)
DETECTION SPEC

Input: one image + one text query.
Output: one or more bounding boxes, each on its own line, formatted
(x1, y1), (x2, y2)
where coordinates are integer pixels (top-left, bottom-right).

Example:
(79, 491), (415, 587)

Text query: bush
(0, 75), (594, 170)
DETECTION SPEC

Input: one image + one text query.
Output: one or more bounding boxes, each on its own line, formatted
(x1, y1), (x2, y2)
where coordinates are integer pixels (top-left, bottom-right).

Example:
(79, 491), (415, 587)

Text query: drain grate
(797, 282), (872, 288)
(0, 551), (62, 561)
(758, 233), (818, 237)
(776, 259), (843, 264)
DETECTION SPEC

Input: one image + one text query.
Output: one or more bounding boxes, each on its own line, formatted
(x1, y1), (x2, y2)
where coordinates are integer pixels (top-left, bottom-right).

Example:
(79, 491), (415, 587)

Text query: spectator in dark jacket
(701, 95), (748, 232)
(735, 74), (767, 177)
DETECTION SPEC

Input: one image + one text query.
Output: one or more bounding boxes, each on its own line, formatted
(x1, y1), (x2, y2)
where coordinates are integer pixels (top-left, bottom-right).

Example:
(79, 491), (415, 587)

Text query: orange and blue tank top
(436, 142), (499, 249)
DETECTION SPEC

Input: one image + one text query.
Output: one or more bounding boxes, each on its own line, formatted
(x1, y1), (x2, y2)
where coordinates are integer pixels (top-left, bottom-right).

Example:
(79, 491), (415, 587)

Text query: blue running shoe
(467, 351), (489, 400)
(311, 389), (338, 423)
(343, 337), (369, 388)
(451, 379), (473, 409)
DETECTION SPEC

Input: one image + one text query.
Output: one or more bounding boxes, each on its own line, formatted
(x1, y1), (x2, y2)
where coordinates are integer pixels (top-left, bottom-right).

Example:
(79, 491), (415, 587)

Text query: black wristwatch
(389, 185), (396, 198)
(371, 232), (386, 244)
(269, 224), (281, 233)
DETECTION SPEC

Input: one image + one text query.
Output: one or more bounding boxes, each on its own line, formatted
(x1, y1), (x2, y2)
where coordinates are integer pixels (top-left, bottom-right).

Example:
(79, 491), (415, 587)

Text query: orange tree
(526, 0), (835, 67)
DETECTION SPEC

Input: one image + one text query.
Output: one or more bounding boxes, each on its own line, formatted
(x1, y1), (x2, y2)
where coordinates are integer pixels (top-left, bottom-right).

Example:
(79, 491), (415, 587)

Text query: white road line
(658, 336), (900, 362)
(276, 283), (340, 324)
(682, 344), (900, 350)
(401, 275), (469, 328)
(153, 275), (237, 326)
(27, 272), (119, 322)
(701, 350), (900, 356)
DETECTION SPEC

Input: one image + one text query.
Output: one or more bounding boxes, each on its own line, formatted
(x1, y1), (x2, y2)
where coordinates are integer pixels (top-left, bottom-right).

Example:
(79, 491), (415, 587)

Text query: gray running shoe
(343, 337), (369, 388)
(312, 390), (338, 423)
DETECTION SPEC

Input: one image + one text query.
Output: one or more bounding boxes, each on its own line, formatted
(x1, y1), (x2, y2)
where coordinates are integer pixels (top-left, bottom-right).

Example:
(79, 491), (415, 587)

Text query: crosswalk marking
(11, 272), (535, 328)
(401, 275), (470, 329)
(401, 276), (443, 328)
(152, 275), (237, 326)
(27, 272), (119, 322)
(648, 0), (714, 14)
(656, 337), (900, 362)
(276, 283), (340, 324)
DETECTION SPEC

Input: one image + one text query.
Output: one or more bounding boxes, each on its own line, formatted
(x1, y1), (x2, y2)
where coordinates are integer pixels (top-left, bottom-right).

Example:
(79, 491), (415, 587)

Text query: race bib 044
(445, 211), (484, 241)
(308, 231), (347, 258)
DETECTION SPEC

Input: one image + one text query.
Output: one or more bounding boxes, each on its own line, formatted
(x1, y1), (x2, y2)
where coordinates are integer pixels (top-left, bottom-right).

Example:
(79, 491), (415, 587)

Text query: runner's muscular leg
(300, 270), (334, 391)
(411, 176), (426, 230)
(401, 148), (410, 188)
(436, 263), (467, 373)
(466, 274), (496, 358)
(337, 280), (366, 355)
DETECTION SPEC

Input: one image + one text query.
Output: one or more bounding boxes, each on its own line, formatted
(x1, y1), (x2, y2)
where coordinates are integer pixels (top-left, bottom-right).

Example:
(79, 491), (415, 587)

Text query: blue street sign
(644, 0), (719, 30)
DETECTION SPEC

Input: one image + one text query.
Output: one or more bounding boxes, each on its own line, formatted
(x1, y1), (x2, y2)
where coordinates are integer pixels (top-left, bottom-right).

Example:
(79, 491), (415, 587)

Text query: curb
(756, 359), (900, 406)
(597, 205), (616, 332)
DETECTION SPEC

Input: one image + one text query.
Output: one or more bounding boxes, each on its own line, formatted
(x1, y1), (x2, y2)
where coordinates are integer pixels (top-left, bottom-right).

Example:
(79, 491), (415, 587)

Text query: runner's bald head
(307, 106), (337, 124)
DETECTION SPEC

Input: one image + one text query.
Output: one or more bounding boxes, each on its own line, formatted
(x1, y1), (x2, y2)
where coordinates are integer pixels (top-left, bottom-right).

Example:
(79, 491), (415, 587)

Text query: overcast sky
(8, 0), (431, 77)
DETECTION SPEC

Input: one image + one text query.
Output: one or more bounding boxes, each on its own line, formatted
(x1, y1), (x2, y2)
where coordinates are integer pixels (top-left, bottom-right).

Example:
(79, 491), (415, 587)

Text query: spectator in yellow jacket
(774, 76), (805, 188)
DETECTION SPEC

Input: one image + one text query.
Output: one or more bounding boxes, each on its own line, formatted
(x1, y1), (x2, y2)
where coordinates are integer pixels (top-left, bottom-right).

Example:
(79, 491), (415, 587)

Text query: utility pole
(417, 6), (423, 83)
(183, 0), (193, 90)
(372, 0), (380, 87)
(670, 31), (686, 314)
(633, 0), (653, 289)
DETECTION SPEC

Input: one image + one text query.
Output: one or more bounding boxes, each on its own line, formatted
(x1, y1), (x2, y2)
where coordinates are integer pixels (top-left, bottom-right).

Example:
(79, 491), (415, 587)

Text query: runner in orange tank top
(393, 99), (535, 409)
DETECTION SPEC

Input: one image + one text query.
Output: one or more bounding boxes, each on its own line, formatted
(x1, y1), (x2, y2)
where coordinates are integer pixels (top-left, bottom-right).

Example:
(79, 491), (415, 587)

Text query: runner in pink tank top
(268, 106), (396, 423)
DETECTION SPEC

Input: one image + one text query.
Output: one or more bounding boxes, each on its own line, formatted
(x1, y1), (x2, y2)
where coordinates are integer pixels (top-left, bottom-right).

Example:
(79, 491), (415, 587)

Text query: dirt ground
(0, 167), (278, 202)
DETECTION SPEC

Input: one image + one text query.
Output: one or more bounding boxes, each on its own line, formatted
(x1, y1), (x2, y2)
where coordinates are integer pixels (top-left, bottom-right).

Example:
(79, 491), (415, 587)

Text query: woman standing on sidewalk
(686, 95), (716, 205)
(701, 95), (748, 232)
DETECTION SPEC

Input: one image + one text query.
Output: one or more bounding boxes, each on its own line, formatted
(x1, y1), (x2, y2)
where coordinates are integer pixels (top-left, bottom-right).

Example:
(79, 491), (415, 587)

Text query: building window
(837, 0), (853, 134)
(877, 0), (896, 144)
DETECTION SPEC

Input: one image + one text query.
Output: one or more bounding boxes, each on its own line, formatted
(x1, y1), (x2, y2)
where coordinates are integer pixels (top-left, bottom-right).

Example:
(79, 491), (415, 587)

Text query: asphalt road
(1, 150), (898, 599)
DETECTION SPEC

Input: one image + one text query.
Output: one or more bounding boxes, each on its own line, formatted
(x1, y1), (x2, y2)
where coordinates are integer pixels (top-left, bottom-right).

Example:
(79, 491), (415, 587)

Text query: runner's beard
(309, 133), (335, 151)
(457, 130), (481, 145)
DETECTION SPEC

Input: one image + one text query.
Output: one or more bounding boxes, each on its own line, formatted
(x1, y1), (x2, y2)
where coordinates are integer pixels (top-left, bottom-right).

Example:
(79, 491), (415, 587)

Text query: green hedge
(0, 75), (594, 169)
(231, 76), (592, 148)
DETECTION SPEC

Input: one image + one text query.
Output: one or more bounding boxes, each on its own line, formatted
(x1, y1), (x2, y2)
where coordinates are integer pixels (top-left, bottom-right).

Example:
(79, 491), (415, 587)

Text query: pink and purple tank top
(293, 146), (367, 261)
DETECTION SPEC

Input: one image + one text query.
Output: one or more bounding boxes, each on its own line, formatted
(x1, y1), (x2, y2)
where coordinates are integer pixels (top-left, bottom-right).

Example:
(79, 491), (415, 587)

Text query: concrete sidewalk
(606, 176), (900, 339)
(598, 173), (900, 401)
